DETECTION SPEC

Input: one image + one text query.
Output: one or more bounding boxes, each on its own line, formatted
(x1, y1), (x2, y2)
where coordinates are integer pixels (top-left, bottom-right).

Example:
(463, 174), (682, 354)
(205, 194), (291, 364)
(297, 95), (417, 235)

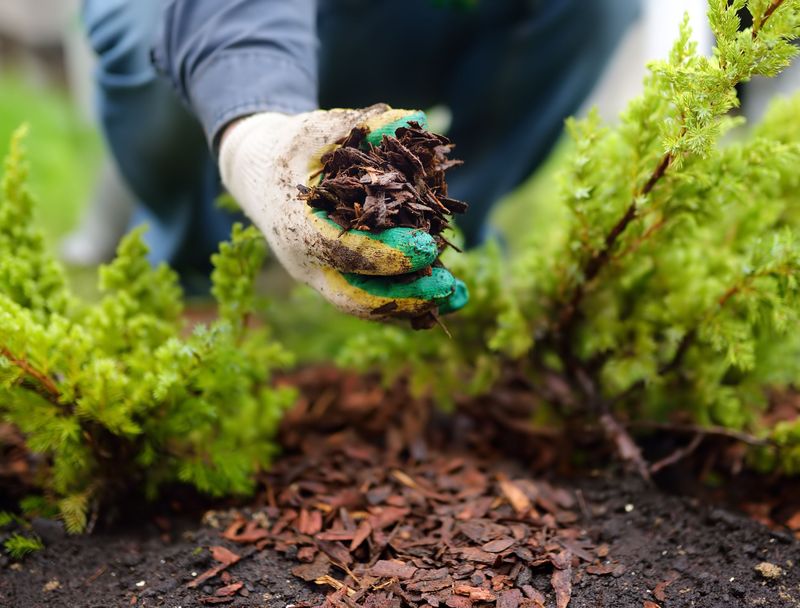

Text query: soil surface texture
(1, 369), (799, 608)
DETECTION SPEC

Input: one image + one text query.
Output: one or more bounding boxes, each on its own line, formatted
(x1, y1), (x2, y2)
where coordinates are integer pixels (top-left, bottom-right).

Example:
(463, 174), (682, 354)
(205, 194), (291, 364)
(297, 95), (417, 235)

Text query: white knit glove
(219, 104), (467, 320)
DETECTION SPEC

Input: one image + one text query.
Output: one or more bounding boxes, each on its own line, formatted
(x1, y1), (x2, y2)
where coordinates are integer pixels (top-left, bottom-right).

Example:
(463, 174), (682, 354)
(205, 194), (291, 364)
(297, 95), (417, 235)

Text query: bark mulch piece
(0, 423), (36, 506)
(297, 123), (466, 244)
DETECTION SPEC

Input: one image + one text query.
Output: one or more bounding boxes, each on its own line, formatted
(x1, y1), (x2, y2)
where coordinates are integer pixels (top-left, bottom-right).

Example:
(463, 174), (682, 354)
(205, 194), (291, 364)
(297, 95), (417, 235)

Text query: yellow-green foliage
(4, 533), (44, 559)
(339, 0), (800, 471)
(0, 130), (296, 532)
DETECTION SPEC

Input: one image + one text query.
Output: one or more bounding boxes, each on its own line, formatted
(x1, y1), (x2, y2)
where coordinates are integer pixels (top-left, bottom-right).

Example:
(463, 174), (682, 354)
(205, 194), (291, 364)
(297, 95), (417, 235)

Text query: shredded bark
(297, 123), (467, 244)
(204, 368), (617, 608)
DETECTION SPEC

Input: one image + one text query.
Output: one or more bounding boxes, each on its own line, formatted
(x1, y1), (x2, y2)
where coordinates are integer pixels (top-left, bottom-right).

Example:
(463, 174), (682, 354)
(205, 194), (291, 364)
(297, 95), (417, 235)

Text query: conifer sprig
(553, 0), (798, 349)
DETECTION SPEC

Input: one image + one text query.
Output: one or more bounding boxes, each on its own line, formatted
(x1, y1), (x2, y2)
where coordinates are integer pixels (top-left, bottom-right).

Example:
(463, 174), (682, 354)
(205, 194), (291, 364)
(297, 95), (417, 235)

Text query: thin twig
(627, 420), (773, 447)
(612, 216), (667, 262)
(649, 433), (704, 474)
(600, 413), (651, 480)
(753, 0), (786, 38)
(1, 346), (61, 403)
(555, 153), (672, 337)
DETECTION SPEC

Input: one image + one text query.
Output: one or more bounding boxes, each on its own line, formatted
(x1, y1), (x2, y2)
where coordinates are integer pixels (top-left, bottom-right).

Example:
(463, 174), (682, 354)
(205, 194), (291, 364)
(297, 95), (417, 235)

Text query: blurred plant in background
(0, 75), (100, 244)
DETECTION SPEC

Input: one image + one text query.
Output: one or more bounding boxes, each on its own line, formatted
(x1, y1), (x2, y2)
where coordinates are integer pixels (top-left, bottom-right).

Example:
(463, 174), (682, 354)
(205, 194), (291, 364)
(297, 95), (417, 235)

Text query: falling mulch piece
(298, 123), (466, 243)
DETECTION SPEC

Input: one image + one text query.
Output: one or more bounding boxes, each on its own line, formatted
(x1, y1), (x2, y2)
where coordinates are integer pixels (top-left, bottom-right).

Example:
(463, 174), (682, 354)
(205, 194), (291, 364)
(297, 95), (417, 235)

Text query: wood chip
(445, 596), (473, 608)
(222, 520), (268, 544)
(368, 560), (418, 580)
(215, 582), (243, 597)
(481, 538), (515, 553)
(497, 589), (523, 608)
(499, 479), (532, 515)
(454, 585), (496, 602)
(551, 567), (572, 608)
(188, 547), (241, 589)
(292, 555), (331, 582)
(456, 547), (498, 565)
(350, 520), (373, 551)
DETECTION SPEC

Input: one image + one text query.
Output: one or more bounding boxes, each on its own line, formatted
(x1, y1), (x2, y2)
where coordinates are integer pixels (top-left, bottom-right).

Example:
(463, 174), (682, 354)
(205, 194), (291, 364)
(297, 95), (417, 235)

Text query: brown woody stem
(628, 420), (773, 448)
(753, 0), (786, 38)
(1, 346), (61, 404)
(555, 152), (673, 337)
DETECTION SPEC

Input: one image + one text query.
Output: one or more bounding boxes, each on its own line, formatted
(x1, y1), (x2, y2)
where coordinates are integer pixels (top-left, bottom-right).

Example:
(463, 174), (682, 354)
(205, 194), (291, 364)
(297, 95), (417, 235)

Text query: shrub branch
(754, 0), (786, 37)
(1, 346), (61, 405)
(555, 152), (673, 337)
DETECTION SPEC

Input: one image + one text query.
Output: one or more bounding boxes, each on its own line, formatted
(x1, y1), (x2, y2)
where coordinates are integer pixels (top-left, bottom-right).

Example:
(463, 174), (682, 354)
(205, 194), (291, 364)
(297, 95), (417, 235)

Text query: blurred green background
(0, 74), (100, 244)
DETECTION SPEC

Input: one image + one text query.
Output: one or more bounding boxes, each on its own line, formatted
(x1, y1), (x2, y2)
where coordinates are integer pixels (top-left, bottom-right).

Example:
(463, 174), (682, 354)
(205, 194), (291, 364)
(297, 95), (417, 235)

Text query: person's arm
(153, 0), (468, 321)
(152, 0), (319, 150)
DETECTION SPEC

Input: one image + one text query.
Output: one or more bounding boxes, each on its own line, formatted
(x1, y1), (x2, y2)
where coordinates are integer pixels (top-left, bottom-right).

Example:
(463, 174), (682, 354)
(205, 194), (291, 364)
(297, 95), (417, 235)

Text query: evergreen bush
(0, 128), (295, 532)
(339, 0), (800, 473)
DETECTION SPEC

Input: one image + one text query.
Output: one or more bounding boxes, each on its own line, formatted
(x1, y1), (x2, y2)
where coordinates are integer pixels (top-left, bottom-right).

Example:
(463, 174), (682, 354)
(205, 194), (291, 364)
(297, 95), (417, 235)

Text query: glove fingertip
(364, 110), (429, 147)
(341, 266), (456, 303)
(438, 279), (469, 315)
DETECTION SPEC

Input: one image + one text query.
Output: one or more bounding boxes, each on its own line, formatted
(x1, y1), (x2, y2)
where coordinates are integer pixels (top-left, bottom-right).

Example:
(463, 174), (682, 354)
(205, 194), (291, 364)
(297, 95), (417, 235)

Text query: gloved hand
(219, 104), (468, 321)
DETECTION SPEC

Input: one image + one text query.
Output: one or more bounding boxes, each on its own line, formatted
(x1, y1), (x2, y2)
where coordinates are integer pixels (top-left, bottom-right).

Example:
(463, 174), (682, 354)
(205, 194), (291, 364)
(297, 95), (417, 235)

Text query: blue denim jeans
(83, 0), (235, 274)
(82, 0), (641, 272)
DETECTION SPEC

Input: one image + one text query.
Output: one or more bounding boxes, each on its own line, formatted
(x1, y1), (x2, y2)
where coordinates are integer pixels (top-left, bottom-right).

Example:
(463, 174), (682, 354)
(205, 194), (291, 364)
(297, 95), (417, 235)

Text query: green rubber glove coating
(342, 267), (456, 303)
(439, 279), (469, 315)
(313, 210), (438, 271)
(365, 111), (429, 147)
(324, 110), (471, 315)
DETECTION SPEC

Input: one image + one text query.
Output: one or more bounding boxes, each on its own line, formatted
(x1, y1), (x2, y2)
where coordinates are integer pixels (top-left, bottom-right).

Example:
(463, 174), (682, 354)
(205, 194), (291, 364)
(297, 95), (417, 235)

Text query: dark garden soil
(1, 368), (799, 608)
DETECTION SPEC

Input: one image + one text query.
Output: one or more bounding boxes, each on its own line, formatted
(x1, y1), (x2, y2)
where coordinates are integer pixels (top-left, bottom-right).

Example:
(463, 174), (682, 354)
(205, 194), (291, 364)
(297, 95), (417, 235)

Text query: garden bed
(2, 368), (798, 608)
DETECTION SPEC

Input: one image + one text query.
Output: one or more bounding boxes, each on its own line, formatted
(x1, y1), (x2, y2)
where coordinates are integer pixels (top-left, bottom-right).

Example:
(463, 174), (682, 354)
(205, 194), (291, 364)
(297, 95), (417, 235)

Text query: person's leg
(82, 0), (234, 273)
(317, 0), (477, 111)
(318, 0), (641, 247)
(443, 0), (642, 245)
(61, 158), (135, 266)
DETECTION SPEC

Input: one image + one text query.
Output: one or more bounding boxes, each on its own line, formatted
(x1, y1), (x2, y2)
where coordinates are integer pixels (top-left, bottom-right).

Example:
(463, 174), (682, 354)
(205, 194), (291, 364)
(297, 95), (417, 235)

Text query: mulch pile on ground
(297, 123), (467, 245)
(221, 438), (594, 608)
(197, 369), (619, 608)
(2, 367), (800, 608)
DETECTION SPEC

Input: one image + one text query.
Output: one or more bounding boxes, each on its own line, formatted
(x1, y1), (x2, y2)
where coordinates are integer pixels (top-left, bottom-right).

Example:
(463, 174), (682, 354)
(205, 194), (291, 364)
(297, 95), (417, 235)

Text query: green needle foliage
(4, 533), (44, 559)
(0, 129), (296, 532)
(0, 510), (44, 558)
(339, 0), (800, 472)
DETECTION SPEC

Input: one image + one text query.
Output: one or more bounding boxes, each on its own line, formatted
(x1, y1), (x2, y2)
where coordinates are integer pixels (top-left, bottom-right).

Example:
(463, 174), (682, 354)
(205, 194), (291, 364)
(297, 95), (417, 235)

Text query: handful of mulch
(297, 122), (467, 247)
(297, 123), (467, 329)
